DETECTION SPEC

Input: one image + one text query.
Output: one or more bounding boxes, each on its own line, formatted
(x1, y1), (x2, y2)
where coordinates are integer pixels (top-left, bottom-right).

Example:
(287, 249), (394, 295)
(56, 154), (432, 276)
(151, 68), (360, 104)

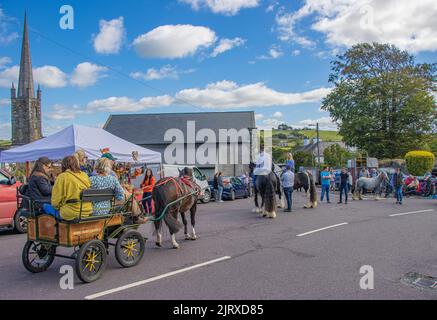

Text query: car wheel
(14, 210), (28, 234)
(230, 190), (236, 201)
(201, 190), (211, 203)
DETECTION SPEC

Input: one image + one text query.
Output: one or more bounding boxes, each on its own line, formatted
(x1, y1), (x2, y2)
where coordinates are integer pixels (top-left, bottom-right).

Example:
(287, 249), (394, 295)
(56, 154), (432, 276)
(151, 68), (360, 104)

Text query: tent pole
(26, 161), (30, 180)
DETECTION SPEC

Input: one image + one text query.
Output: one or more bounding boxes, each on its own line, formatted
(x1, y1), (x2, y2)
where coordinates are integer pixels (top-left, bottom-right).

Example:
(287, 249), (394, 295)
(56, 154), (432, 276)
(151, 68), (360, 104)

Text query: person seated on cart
(28, 157), (54, 211)
(45, 156), (93, 220)
(90, 158), (124, 215)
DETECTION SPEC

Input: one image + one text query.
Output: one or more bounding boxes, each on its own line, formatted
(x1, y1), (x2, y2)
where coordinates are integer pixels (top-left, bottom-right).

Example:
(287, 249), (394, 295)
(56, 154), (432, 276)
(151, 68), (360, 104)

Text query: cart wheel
(75, 240), (107, 283)
(22, 241), (56, 273)
(115, 230), (145, 268)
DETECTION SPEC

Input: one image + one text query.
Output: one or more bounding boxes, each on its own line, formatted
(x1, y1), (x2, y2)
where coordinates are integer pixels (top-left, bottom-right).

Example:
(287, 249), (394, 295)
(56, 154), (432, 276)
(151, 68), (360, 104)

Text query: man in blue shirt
(320, 166), (331, 203)
(281, 166), (294, 212)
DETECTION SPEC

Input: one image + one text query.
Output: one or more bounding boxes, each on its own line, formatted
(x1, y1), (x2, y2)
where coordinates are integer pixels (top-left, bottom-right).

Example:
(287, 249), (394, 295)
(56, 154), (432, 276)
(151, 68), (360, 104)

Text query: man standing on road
(217, 172), (224, 203)
(281, 165), (294, 212)
(320, 166), (331, 203)
(213, 172), (219, 201)
(394, 168), (404, 205)
(338, 167), (349, 204)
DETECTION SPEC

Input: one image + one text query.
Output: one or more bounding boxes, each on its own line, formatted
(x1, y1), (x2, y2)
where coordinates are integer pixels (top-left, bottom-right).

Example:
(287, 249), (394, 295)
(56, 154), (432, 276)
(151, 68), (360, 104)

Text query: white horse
(353, 172), (387, 200)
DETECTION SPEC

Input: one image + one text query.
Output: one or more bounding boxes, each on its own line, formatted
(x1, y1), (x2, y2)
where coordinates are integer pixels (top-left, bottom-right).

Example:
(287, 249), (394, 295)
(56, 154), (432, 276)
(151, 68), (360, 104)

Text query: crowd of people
(25, 151), (150, 223)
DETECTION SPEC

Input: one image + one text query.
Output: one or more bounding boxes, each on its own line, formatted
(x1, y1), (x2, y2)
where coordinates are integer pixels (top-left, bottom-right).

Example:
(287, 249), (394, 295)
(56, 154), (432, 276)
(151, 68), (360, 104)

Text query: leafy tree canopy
(322, 43), (436, 159)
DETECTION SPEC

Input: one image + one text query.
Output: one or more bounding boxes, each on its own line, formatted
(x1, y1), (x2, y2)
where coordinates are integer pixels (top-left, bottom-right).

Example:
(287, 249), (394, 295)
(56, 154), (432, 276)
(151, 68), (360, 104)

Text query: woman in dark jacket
(28, 157), (54, 208)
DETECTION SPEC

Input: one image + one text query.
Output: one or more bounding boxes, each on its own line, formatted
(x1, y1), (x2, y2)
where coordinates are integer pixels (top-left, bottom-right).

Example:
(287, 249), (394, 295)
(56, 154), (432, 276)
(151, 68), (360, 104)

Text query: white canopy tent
(0, 124), (162, 164)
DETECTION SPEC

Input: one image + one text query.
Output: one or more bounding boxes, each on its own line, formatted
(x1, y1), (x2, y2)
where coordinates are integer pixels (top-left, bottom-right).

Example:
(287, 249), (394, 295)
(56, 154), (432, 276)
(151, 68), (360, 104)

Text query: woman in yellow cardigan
(50, 156), (93, 220)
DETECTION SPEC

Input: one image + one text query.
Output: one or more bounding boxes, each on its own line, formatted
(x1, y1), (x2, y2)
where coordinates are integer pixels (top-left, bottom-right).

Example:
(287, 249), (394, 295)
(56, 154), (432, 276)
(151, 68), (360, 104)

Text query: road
(0, 190), (436, 300)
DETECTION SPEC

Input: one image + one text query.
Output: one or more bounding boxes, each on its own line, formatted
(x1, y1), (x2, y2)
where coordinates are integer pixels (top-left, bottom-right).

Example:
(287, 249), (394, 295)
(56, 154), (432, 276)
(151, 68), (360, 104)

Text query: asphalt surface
(0, 190), (436, 300)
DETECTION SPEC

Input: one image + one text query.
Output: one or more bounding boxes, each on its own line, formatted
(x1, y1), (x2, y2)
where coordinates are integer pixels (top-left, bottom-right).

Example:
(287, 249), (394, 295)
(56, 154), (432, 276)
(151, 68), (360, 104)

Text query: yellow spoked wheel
(115, 230), (145, 268)
(75, 240), (107, 283)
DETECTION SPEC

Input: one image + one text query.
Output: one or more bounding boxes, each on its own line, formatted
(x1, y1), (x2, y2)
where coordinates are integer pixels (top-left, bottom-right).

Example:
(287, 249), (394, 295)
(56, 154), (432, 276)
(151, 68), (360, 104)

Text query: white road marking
(296, 222), (348, 237)
(389, 209), (434, 217)
(84, 256), (231, 300)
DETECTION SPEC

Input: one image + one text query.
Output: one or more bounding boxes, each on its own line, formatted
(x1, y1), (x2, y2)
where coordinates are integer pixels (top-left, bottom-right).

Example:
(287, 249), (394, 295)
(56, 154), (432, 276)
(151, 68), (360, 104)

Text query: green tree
(322, 43), (436, 159)
(323, 144), (352, 168)
(294, 151), (314, 168)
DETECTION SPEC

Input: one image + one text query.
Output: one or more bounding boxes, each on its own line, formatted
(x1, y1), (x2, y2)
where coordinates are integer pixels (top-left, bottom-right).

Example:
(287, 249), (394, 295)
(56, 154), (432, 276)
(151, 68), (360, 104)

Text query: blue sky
(0, 0), (436, 139)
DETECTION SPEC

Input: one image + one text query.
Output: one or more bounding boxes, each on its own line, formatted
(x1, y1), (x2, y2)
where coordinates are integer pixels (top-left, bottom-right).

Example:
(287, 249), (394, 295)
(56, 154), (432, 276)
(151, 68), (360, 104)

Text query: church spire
(17, 12), (35, 98)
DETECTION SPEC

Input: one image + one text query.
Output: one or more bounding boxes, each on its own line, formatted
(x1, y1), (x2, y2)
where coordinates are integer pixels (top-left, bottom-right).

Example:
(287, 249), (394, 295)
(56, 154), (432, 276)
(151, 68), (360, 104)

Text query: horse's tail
(264, 175), (276, 213)
(308, 172), (317, 207)
(163, 210), (183, 234)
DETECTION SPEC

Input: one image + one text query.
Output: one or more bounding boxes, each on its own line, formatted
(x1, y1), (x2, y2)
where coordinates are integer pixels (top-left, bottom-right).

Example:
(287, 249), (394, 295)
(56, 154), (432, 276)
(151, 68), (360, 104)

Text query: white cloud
(0, 56), (11, 69)
(0, 122), (11, 140)
(0, 65), (18, 87)
(93, 17), (125, 54)
(70, 62), (108, 87)
(0, 62), (107, 89)
(272, 111), (283, 118)
(295, 116), (338, 131)
(0, 8), (18, 45)
(292, 49), (301, 56)
(179, 0), (260, 15)
(257, 45), (283, 60)
(0, 98), (9, 106)
(175, 80), (331, 109)
(255, 113), (264, 120)
(211, 37), (245, 57)
(45, 104), (86, 120)
(83, 80), (331, 113)
(86, 95), (175, 112)
(130, 65), (194, 81)
(34, 66), (68, 88)
(133, 25), (216, 59)
(275, 0), (437, 53)
(260, 118), (283, 129)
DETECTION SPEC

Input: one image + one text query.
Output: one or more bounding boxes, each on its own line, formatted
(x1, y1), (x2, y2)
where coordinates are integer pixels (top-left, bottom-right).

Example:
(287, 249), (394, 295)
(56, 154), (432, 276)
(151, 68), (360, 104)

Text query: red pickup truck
(0, 168), (27, 233)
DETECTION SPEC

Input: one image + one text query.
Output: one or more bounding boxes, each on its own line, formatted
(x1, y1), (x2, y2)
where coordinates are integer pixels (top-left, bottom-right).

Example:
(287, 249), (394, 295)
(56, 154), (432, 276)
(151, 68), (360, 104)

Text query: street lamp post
(316, 122), (320, 167)
(308, 122), (321, 167)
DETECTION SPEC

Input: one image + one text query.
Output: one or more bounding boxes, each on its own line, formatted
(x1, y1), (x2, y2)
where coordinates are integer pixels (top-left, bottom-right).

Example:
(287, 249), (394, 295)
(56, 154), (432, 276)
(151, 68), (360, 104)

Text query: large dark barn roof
(103, 111), (256, 145)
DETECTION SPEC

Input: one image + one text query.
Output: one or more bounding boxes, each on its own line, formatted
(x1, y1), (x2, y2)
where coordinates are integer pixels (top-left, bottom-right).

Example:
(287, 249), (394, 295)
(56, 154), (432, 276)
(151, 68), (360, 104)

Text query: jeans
(321, 185), (330, 202)
(396, 186), (403, 203)
(339, 184), (349, 203)
(283, 187), (293, 210)
(217, 186), (224, 201)
(142, 192), (153, 213)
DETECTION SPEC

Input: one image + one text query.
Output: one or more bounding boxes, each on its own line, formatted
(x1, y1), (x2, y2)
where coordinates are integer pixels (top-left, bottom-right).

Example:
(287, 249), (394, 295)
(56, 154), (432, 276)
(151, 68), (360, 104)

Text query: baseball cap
(101, 153), (117, 161)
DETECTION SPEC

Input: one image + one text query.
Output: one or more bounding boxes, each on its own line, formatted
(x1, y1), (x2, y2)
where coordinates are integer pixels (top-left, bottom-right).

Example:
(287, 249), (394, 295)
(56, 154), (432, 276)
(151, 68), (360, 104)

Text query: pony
(294, 171), (318, 209)
(254, 171), (283, 218)
(152, 167), (200, 249)
(353, 172), (387, 200)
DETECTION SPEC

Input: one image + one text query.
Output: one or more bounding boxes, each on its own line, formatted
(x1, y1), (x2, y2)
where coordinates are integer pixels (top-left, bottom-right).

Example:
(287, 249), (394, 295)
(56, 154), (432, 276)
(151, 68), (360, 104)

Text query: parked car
(160, 165), (211, 203)
(0, 168), (27, 233)
(209, 176), (250, 201)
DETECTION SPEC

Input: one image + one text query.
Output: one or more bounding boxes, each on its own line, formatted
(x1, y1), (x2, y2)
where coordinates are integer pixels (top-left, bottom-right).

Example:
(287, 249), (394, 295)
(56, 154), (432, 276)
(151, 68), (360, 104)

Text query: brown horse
(152, 167), (200, 249)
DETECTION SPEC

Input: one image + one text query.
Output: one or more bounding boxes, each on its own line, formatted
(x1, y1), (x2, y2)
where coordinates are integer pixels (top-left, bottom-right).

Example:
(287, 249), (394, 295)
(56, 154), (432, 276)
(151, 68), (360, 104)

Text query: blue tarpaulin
(0, 124), (161, 164)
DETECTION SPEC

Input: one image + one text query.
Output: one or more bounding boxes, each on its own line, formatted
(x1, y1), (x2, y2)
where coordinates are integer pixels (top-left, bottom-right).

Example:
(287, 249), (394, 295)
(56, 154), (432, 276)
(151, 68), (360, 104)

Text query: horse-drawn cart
(22, 189), (145, 283)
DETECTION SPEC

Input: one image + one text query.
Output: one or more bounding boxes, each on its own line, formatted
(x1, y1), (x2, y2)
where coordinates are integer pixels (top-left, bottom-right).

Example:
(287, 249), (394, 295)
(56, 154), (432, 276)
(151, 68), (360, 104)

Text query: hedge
(405, 151), (435, 176)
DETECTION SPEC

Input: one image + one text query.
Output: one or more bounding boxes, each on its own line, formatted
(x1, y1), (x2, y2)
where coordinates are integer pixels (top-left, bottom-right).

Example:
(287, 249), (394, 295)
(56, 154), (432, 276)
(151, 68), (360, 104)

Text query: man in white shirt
(253, 145), (272, 190)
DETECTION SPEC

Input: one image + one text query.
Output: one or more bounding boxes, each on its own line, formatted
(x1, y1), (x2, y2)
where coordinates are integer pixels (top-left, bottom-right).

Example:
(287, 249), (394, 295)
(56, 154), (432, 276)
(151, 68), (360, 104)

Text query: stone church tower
(11, 14), (42, 145)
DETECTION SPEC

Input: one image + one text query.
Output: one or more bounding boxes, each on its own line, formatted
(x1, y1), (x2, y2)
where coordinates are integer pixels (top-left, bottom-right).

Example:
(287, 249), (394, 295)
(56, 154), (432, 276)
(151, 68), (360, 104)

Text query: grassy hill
(0, 140), (11, 148)
(271, 129), (343, 163)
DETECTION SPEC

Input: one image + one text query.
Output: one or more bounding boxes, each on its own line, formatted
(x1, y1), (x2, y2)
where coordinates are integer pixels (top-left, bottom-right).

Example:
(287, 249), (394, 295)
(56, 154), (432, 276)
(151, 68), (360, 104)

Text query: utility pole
(316, 122), (320, 167)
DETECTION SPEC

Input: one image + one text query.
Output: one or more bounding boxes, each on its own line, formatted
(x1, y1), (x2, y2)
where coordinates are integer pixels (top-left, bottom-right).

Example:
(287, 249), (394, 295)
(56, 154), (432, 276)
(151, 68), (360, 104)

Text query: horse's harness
(155, 176), (202, 198)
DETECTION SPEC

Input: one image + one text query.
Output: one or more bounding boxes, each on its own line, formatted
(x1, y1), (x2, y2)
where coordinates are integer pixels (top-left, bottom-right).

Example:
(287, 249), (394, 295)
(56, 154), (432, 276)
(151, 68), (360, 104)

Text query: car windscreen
(0, 171), (9, 185)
